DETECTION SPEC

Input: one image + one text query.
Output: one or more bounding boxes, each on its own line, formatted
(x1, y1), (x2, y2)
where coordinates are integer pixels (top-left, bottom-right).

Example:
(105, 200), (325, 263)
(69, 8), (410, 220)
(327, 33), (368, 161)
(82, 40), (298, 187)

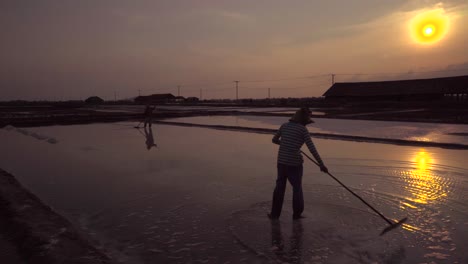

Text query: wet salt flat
(167, 115), (468, 145)
(83, 105), (303, 114)
(82, 105), (334, 116)
(1, 121), (467, 263)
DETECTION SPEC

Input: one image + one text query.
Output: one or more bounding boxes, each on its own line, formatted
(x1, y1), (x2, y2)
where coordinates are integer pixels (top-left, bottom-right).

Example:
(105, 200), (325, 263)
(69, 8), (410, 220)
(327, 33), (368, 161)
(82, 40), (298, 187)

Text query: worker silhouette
(143, 104), (156, 128)
(269, 107), (328, 220)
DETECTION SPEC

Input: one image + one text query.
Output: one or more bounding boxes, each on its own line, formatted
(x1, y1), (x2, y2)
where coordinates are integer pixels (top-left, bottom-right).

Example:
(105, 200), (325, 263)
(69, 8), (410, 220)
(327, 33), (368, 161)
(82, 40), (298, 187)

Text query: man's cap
(290, 107), (314, 124)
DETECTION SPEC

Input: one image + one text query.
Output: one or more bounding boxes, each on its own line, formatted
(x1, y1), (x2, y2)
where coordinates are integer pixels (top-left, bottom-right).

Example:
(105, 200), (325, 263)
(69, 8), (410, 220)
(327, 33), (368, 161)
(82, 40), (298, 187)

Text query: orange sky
(1, 0), (467, 100)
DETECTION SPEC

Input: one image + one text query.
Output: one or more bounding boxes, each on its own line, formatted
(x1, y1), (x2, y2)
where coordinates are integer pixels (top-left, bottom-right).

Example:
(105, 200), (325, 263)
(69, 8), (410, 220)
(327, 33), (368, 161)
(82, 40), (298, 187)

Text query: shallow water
(167, 115), (468, 145)
(0, 122), (467, 263)
(83, 105), (328, 115)
(83, 105), (303, 114)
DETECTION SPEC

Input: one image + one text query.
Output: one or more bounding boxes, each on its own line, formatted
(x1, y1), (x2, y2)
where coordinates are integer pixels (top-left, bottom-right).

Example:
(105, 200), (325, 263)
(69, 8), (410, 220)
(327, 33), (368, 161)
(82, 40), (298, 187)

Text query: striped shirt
(273, 121), (324, 166)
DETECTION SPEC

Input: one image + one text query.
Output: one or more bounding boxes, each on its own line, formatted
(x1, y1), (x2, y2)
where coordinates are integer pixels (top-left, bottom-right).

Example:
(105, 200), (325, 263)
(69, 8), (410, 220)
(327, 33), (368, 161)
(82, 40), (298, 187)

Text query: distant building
(174, 96), (185, 102)
(186, 97), (199, 102)
(84, 96), (104, 105)
(323, 75), (468, 102)
(134, 93), (176, 104)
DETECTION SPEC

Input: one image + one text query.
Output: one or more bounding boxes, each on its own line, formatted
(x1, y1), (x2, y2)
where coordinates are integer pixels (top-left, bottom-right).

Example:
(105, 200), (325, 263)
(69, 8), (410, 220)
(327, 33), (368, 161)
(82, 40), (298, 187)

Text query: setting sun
(410, 9), (450, 45)
(423, 24), (435, 36)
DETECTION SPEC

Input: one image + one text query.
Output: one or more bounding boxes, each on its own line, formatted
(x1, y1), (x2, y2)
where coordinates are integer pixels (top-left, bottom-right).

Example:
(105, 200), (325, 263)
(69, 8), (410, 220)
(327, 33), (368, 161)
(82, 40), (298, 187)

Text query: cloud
(445, 61), (468, 71)
(192, 7), (253, 24)
(215, 10), (252, 23)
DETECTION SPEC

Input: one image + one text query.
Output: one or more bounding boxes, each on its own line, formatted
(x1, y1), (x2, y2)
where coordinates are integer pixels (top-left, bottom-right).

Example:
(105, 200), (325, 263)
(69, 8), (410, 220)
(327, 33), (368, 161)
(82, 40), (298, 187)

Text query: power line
(139, 68), (467, 99)
(242, 74), (328, 83)
(174, 73), (329, 89)
(144, 68), (467, 93)
(205, 87), (235, 93)
(180, 81), (233, 88)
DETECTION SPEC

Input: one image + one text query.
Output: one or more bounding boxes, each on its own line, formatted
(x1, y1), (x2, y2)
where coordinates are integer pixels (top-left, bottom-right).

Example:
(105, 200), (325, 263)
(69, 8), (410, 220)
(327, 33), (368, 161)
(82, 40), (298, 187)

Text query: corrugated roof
(323, 75), (468, 97)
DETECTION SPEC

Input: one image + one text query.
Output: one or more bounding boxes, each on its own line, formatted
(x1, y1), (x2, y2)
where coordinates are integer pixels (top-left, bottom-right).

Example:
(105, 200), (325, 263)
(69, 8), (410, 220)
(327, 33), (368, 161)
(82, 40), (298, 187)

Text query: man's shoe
(293, 215), (306, 220)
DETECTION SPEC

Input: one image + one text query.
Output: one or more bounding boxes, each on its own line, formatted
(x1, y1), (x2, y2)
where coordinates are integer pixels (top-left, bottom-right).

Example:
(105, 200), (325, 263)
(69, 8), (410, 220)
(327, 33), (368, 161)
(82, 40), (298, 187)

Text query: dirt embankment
(0, 106), (290, 128)
(0, 169), (113, 264)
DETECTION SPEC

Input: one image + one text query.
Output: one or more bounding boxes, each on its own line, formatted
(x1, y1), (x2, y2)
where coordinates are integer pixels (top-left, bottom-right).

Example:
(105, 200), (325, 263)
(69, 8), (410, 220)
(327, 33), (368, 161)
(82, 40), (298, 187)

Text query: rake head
(380, 217), (408, 236)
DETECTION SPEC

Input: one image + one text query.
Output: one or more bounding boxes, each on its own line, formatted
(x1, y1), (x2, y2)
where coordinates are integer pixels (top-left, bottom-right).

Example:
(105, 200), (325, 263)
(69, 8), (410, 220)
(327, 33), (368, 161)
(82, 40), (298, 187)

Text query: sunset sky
(1, 0), (468, 101)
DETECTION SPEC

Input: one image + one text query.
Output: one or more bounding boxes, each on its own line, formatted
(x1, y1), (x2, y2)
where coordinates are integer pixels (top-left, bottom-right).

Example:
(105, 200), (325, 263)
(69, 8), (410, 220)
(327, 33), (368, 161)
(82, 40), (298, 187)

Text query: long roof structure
(323, 75), (468, 97)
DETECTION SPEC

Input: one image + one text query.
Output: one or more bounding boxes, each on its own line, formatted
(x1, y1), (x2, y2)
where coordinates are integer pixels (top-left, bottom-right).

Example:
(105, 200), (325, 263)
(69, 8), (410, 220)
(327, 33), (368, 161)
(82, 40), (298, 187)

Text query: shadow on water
(271, 220), (304, 263)
(136, 126), (157, 150)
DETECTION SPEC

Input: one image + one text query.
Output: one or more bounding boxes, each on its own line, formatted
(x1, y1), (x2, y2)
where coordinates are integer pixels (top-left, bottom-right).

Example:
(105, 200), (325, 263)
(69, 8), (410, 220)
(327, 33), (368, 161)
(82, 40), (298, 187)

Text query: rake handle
(301, 151), (393, 225)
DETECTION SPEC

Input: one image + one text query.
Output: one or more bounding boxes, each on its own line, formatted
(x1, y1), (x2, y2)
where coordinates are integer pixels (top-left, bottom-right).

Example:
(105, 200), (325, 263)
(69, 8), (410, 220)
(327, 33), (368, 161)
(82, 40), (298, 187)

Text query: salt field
(1, 120), (467, 263)
(83, 105), (303, 114)
(166, 115), (468, 145)
(3, 0), (468, 262)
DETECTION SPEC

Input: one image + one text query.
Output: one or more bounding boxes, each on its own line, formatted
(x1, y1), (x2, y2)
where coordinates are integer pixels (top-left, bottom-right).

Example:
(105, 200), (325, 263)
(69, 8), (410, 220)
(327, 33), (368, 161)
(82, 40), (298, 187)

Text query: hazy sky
(1, 0), (468, 101)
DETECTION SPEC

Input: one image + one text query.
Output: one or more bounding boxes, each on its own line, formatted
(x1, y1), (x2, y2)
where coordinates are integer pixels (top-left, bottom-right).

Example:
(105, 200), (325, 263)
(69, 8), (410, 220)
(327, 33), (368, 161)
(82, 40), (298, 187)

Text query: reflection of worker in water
(143, 104), (156, 128)
(271, 220), (303, 263)
(144, 126), (157, 150)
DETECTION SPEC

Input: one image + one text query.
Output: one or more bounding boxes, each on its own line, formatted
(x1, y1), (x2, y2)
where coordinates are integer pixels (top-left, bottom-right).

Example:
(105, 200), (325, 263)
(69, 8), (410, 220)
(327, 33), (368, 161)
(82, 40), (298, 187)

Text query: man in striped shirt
(269, 107), (328, 220)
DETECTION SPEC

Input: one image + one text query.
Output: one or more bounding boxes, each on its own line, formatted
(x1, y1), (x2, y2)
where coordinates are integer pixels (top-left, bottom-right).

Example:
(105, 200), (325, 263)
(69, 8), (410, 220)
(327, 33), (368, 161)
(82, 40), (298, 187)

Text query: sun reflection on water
(401, 150), (448, 206)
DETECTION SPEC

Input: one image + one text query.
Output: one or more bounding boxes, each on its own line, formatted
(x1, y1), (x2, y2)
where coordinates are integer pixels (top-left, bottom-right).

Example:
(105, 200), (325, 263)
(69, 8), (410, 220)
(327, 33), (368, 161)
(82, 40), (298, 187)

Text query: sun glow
(409, 9), (450, 45)
(402, 150), (447, 206)
(423, 24), (435, 36)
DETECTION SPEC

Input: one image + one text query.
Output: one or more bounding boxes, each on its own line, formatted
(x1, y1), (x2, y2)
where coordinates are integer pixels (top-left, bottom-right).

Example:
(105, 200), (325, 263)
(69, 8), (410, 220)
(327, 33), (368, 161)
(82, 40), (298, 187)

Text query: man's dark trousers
(271, 163), (304, 218)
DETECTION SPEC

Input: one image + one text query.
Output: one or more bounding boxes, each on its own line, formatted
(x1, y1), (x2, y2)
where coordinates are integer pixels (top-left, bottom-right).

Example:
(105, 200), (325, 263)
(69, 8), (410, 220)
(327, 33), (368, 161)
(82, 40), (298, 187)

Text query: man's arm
(303, 128), (328, 172)
(272, 126), (282, 145)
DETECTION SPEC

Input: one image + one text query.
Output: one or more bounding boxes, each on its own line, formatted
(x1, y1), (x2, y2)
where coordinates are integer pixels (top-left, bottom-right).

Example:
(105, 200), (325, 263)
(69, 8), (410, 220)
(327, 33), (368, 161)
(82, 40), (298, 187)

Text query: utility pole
(234, 81), (239, 100)
(331, 74), (335, 85)
(177, 85), (181, 96)
(114, 91), (117, 102)
(138, 89), (141, 96)
(200, 88), (202, 100)
(268, 88), (271, 99)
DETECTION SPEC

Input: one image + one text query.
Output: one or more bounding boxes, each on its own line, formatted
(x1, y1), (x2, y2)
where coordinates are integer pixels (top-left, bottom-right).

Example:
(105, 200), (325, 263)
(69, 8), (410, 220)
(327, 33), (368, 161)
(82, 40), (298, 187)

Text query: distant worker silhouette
(269, 107), (328, 220)
(143, 104), (156, 127)
(144, 126), (157, 150)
